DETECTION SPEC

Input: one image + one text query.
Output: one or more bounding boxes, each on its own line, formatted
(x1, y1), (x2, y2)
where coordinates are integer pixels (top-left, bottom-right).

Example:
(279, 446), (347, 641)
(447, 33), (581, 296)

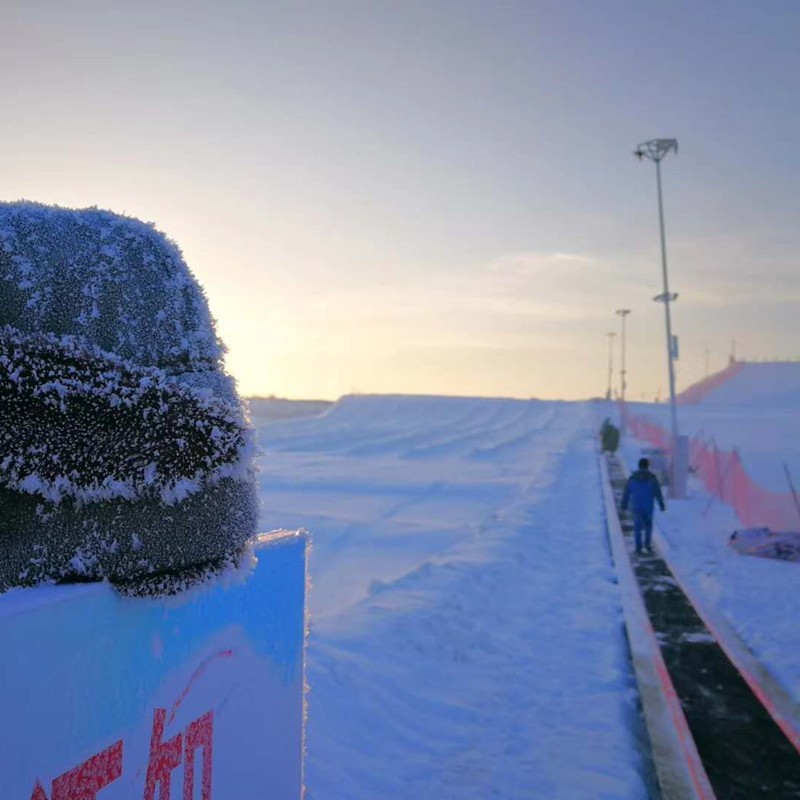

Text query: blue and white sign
(0, 531), (307, 800)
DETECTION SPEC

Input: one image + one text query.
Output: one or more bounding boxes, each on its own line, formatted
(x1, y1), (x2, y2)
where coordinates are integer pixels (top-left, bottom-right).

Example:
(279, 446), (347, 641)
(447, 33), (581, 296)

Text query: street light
(615, 309), (631, 403)
(635, 137), (685, 497)
(606, 331), (616, 400)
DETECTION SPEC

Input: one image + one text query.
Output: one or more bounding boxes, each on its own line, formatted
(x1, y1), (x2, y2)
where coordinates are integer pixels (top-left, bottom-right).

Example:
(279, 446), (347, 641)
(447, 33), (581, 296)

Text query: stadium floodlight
(606, 331), (616, 400)
(635, 137), (684, 497)
(615, 309), (631, 405)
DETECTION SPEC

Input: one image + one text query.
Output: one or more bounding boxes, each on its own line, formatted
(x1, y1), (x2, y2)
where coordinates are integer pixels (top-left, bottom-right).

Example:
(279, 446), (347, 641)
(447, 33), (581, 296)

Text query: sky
(2, 0), (800, 401)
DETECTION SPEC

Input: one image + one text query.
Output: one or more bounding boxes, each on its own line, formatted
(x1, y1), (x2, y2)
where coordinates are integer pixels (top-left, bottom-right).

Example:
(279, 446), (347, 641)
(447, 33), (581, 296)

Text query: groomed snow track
(602, 452), (800, 799)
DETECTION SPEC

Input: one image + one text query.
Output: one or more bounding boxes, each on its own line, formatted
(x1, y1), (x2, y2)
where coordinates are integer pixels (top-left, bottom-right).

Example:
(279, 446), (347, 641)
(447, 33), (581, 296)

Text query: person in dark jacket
(621, 457), (666, 554)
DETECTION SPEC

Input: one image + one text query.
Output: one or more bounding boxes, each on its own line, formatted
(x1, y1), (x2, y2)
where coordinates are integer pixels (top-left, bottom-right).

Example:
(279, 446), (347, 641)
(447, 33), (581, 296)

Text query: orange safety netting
(622, 406), (800, 530)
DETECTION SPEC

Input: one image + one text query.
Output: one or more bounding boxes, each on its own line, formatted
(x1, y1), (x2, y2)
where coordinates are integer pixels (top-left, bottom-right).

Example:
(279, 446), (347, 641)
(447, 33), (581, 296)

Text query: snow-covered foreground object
(0, 531), (307, 799)
(254, 396), (650, 799)
(0, 202), (257, 590)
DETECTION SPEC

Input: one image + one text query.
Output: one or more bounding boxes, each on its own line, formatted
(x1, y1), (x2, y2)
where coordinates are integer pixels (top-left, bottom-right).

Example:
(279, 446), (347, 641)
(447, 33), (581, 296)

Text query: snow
(629, 362), (800, 492)
(0, 349), (796, 794)
(253, 396), (650, 798)
(618, 361), (800, 711)
(249, 379), (798, 797)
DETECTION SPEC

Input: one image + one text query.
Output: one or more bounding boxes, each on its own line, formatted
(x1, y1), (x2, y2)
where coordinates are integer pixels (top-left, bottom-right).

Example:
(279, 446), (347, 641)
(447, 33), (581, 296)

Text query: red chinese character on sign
(145, 709), (183, 800)
(31, 741), (124, 800)
(31, 781), (48, 800)
(30, 708), (213, 800)
(183, 712), (213, 800)
(144, 708), (214, 800)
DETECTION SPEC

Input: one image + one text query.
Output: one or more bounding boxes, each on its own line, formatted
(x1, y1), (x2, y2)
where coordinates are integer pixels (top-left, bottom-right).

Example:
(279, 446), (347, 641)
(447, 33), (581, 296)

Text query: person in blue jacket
(621, 457), (666, 554)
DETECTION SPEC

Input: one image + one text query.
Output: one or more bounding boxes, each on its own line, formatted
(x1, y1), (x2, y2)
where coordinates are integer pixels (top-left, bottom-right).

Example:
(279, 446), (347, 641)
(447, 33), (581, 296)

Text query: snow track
(254, 396), (649, 798)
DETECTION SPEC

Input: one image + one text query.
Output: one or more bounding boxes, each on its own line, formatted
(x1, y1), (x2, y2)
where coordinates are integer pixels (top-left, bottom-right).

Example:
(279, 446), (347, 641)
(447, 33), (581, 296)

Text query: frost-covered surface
(616, 364), (800, 707)
(0, 202), (256, 590)
(0, 326), (250, 505)
(256, 396), (649, 798)
(0, 201), (223, 371)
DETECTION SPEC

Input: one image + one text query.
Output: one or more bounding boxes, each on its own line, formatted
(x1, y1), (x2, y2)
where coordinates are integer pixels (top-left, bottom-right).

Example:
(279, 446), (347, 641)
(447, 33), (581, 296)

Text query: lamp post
(615, 309), (631, 403)
(635, 137), (684, 497)
(615, 309), (630, 437)
(606, 331), (616, 400)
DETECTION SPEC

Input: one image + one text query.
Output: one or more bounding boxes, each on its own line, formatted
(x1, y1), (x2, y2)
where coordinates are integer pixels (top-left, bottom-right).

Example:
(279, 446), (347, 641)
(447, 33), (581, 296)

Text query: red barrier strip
(622, 407), (799, 530)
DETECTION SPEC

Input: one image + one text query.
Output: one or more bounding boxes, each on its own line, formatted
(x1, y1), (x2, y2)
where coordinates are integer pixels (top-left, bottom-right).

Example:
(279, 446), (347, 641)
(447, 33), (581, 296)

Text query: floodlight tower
(606, 331), (616, 400)
(635, 138), (683, 496)
(615, 309), (631, 403)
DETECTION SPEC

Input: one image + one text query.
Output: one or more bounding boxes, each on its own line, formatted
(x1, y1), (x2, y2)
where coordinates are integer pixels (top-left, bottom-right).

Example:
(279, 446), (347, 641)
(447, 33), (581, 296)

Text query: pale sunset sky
(3, 1), (800, 401)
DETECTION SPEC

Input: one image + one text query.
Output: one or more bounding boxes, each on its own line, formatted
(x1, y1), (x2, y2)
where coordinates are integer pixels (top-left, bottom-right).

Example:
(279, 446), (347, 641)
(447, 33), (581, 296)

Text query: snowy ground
(253, 373), (799, 797)
(253, 396), (649, 799)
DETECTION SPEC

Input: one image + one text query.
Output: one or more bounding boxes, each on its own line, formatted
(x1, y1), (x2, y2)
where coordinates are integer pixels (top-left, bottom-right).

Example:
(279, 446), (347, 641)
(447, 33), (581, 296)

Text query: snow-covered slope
(256, 395), (649, 798)
(629, 362), (800, 492)
(684, 361), (800, 408)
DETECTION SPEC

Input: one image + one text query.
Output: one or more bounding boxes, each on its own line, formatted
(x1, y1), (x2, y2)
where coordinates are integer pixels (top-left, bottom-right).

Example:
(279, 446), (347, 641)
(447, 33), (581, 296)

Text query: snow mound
(680, 361), (800, 408)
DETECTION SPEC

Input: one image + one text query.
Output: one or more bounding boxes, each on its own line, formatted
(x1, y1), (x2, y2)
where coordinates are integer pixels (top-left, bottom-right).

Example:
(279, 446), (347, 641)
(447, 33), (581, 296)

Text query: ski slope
(254, 396), (649, 799)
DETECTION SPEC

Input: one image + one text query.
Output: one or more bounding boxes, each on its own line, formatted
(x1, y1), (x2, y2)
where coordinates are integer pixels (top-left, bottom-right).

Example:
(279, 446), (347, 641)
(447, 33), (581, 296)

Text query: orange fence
(623, 407), (800, 530)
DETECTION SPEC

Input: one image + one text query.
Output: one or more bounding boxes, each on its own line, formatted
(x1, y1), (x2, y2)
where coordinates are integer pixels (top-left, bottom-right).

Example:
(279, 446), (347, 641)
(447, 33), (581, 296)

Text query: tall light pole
(615, 309), (631, 403)
(606, 332), (616, 400)
(635, 137), (684, 497)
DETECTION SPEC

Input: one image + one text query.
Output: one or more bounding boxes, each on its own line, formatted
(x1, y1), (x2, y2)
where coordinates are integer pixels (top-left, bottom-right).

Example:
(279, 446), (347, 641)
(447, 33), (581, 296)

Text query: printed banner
(0, 531), (307, 799)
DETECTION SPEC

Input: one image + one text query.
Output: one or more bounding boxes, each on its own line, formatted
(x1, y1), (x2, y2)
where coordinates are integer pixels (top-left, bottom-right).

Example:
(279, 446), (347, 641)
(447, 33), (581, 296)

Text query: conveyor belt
(608, 454), (800, 799)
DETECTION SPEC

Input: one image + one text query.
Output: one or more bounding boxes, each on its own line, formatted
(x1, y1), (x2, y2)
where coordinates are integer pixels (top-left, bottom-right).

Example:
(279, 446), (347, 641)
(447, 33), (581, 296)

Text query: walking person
(621, 457), (666, 554)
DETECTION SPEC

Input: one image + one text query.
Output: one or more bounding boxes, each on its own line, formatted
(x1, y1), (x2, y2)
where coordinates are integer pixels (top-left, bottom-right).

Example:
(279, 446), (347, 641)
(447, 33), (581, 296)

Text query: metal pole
(621, 313), (627, 401)
(655, 158), (680, 453)
(635, 138), (682, 497)
(606, 332), (615, 400)
(615, 309), (631, 402)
